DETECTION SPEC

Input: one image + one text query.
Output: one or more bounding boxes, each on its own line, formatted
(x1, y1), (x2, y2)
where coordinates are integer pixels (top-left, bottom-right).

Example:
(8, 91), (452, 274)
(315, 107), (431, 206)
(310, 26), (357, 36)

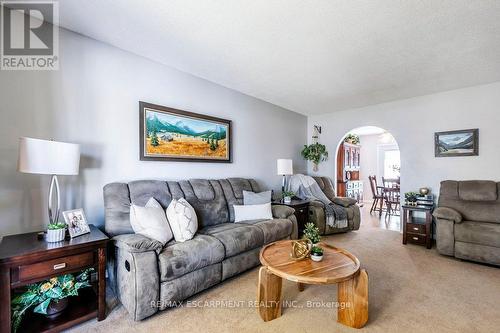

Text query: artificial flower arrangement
(11, 268), (93, 332)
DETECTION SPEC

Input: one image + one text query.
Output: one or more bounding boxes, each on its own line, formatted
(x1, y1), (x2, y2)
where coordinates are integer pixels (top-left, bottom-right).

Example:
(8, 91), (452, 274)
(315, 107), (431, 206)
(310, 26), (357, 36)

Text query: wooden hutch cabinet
(337, 142), (363, 204)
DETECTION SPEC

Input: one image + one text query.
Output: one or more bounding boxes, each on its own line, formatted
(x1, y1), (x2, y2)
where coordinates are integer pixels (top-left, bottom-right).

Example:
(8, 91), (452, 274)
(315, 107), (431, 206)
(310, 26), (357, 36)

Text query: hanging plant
(301, 143), (328, 171)
(344, 133), (360, 145)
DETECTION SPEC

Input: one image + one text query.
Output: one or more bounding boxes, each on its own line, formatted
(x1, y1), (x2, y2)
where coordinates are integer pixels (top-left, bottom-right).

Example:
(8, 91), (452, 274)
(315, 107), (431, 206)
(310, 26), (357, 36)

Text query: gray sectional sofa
(103, 178), (298, 321)
(433, 180), (500, 266)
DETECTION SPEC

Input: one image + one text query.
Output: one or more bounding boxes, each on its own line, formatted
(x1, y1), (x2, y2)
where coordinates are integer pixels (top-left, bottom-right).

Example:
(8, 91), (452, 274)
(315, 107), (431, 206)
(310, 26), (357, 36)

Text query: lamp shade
(277, 159), (293, 175)
(17, 137), (80, 175)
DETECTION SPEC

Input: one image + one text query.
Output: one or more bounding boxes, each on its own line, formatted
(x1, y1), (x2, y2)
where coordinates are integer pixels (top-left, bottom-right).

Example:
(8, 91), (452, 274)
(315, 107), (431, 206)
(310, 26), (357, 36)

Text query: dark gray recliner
(103, 178), (298, 321)
(433, 180), (500, 266)
(308, 176), (361, 235)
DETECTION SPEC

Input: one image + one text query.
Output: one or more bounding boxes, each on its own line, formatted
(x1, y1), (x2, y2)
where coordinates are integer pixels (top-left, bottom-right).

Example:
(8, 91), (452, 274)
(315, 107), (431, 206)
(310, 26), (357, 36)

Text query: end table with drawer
(402, 204), (434, 249)
(0, 224), (108, 332)
(272, 199), (310, 236)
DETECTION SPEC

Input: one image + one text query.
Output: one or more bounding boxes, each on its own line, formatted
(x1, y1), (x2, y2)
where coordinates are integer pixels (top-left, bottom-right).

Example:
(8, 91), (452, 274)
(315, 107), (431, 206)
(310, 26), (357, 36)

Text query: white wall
(358, 134), (379, 199)
(308, 81), (500, 201)
(0, 28), (307, 237)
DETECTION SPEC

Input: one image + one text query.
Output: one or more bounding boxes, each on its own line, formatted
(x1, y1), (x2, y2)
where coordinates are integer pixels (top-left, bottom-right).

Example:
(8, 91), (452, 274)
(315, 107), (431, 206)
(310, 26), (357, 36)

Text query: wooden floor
(359, 200), (401, 232)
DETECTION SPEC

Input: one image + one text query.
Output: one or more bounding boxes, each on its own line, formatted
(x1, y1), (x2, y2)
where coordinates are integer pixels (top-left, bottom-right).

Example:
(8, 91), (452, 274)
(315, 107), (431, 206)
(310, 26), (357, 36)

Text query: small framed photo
(63, 209), (90, 238)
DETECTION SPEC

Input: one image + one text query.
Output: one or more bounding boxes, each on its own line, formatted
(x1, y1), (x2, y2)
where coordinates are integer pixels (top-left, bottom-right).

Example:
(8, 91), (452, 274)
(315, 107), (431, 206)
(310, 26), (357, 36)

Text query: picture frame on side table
(63, 208), (91, 238)
(434, 128), (479, 157)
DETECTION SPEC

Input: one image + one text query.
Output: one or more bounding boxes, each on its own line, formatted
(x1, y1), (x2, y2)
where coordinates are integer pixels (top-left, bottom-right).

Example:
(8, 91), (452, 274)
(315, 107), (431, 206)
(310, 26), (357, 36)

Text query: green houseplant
(46, 222), (66, 243)
(282, 190), (295, 203)
(303, 222), (321, 245)
(11, 269), (93, 332)
(405, 191), (419, 205)
(344, 133), (360, 144)
(310, 245), (324, 262)
(301, 143), (328, 171)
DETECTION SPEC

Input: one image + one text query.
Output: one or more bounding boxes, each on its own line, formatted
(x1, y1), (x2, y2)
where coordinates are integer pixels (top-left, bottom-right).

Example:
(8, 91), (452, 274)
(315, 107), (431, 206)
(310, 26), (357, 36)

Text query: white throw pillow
(130, 197), (173, 245)
(166, 198), (198, 242)
(233, 202), (273, 222)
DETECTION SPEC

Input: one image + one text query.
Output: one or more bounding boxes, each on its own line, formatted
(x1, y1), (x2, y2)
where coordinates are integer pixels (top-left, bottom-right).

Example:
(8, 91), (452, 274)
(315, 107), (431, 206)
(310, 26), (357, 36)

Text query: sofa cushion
(458, 181), (498, 202)
(158, 234), (224, 282)
(166, 198), (198, 242)
(233, 203), (273, 222)
(236, 218), (293, 244)
(130, 197), (173, 245)
(177, 179), (229, 227)
(219, 178), (260, 222)
(199, 223), (264, 257)
(455, 221), (500, 248)
(243, 190), (272, 205)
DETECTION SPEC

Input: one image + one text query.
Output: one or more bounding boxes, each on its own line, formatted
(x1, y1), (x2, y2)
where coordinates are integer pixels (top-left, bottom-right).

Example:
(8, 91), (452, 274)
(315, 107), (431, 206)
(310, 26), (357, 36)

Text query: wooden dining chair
(368, 175), (385, 215)
(382, 176), (400, 189)
(384, 187), (401, 218)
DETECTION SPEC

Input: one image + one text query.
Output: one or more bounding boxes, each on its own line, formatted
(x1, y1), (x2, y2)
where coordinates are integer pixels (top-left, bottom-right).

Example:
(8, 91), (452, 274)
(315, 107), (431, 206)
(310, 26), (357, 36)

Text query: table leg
(0, 266), (11, 332)
(98, 247), (106, 321)
(403, 209), (407, 244)
(337, 269), (369, 329)
(379, 197), (383, 217)
(257, 266), (282, 322)
(426, 211), (432, 249)
(297, 282), (305, 292)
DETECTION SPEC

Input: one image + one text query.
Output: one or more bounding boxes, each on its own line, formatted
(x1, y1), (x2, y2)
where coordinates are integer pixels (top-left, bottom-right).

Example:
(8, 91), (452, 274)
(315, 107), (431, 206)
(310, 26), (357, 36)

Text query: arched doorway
(335, 126), (401, 229)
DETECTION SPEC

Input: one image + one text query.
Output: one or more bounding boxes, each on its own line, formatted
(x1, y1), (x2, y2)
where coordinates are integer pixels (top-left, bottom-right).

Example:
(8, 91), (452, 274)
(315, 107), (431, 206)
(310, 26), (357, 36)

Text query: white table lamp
(277, 159), (293, 197)
(18, 137), (80, 225)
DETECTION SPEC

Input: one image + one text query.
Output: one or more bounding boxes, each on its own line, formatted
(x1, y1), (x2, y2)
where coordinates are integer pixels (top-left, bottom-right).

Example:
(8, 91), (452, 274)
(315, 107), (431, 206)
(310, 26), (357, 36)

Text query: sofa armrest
(433, 207), (463, 223)
(308, 200), (325, 208)
(271, 205), (298, 240)
(113, 234), (163, 254)
(272, 205), (295, 219)
(332, 197), (357, 207)
(112, 234), (161, 321)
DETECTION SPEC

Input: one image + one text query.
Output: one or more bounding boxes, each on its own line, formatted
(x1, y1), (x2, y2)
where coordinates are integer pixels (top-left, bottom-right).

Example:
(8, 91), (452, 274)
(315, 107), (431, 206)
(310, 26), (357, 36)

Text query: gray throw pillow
(243, 190), (272, 205)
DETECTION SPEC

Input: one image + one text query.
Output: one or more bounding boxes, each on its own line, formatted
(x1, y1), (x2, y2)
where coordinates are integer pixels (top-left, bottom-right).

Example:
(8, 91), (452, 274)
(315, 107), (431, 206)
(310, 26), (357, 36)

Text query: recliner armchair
(433, 180), (500, 266)
(308, 176), (361, 235)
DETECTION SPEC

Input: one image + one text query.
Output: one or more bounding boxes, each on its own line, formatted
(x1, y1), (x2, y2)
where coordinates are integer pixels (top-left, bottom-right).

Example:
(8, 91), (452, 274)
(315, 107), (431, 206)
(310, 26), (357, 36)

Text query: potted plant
(282, 190), (295, 203)
(344, 133), (360, 145)
(11, 269), (93, 333)
(303, 222), (321, 246)
(310, 246), (324, 262)
(405, 191), (419, 206)
(46, 222), (66, 243)
(301, 143), (328, 172)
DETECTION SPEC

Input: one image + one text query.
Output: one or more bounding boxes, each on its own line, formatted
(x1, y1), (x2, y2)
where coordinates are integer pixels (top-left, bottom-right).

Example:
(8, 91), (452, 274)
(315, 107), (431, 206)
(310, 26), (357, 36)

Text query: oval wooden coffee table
(257, 240), (368, 329)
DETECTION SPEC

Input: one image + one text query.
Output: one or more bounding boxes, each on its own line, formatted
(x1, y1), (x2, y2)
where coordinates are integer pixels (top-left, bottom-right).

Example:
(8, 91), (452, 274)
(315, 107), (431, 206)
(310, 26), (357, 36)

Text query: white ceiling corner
(54, 0), (500, 115)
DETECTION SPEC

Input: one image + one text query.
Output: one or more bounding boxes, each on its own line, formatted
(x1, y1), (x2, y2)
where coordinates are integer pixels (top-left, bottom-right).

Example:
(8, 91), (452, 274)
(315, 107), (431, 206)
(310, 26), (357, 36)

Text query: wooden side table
(402, 204), (434, 249)
(0, 224), (108, 332)
(272, 199), (309, 236)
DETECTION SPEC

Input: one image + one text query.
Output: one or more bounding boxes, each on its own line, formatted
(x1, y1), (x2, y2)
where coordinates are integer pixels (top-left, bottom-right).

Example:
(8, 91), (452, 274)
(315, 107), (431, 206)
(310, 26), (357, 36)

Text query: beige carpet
(70, 214), (500, 333)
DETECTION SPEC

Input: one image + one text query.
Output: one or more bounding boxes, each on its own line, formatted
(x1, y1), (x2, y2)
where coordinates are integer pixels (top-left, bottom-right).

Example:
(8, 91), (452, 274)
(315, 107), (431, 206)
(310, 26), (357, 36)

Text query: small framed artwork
(435, 129), (479, 157)
(63, 209), (91, 238)
(139, 101), (232, 162)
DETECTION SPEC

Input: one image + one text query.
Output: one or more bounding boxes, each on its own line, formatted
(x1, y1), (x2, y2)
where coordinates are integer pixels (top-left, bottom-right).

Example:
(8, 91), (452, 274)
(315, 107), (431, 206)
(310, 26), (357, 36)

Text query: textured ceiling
(54, 0), (500, 115)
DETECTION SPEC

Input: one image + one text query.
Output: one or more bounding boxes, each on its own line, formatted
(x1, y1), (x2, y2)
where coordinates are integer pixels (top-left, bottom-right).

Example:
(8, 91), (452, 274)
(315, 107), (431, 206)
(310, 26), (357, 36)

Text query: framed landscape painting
(434, 129), (479, 157)
(139, 102), (232, 162)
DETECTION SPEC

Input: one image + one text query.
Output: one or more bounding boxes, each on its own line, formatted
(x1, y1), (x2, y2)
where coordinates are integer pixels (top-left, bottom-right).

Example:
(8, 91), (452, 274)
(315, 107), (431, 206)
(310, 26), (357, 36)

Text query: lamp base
(48, 174), (61, 224)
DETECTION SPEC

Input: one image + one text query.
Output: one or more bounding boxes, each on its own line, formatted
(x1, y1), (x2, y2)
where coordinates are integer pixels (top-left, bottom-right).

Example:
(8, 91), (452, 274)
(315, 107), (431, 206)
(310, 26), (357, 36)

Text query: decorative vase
(311, 253), (323, 262)
(419, 187), (429, 196)
(284, 196), (291, 203)
(46, 228), (65, 243)
(45, 298), (69, 318)
(313, 163), (319, 172)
